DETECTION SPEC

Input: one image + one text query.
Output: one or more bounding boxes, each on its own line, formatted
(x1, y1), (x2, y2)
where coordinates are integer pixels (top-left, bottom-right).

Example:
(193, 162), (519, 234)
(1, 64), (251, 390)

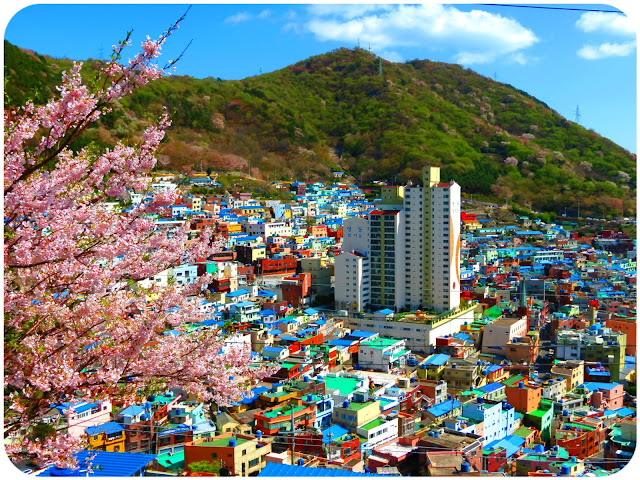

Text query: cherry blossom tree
(4, 13), (275, 468)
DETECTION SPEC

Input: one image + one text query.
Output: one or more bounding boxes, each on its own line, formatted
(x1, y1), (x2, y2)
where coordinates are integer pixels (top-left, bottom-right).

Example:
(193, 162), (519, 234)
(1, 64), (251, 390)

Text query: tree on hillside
(4, 13), (275, 468)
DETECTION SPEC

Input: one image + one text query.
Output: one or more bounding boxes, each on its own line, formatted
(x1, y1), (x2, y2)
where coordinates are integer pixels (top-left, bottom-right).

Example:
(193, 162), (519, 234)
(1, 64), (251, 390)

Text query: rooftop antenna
(575, 105), (581, 124)
(98, 43), (104, 60)
(357, 37), (360, 48)
(259, 65), (262, 74)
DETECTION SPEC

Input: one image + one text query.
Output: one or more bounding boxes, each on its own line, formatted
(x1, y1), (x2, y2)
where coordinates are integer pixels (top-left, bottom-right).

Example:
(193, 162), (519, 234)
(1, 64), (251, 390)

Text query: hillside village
(21, 169), (636, 477)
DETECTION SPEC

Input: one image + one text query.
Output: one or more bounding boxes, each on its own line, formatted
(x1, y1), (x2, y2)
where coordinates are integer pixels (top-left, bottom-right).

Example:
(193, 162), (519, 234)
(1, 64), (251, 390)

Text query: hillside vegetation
(4, 41), (636, 217)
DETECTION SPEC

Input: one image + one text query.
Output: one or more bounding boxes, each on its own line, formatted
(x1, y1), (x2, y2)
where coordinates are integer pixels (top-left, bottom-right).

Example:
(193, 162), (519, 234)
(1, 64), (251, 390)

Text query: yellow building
(85, 422), (125, 452)
(332, 399), (381, 428)
(550, 360), (584, 392)
(185, 433), (271, 476)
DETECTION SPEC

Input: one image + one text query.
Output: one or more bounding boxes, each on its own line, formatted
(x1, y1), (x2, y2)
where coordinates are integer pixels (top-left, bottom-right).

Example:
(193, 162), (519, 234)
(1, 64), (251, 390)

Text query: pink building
(579, 382), (625, 410)
(61, 399), (112, 437)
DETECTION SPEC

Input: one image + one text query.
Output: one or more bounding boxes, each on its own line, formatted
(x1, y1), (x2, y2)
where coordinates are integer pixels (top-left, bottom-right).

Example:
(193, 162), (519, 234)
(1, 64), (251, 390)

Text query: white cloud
(224, 12), (252, 24)
(576, 12), (635, 37)
(577, 41), (637, 60)
(305, 4), (538, 65)
(307, 4), (394, 20)
(225, 9), (272, 24)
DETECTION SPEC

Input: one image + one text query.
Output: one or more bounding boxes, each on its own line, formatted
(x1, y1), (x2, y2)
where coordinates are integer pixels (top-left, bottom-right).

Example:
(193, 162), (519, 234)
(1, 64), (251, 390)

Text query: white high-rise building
(364, 166), (461, 313)
(334, 217), (370, 312)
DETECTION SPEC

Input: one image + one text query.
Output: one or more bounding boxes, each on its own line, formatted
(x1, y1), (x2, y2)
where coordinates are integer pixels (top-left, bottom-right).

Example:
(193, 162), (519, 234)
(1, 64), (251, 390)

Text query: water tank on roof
(392, 410), (398, 415)
(461, 463), (470, 473)
(477, 397), (484, 404)
(562, 410), (569, 417)
(256, 430), (263, 439)
(570, 457), (577, 463)
(343, 401), (350, 408)
(543, 470), (550, 474)
(534, 444), (545, 453)
(297, 459), (304, 466)
(303, 375), (310, 382)
(147, 395), (156, 402)
(477, 360), (482, 366)
(518, 381), (525, 388)
(229, 439), (236, 447)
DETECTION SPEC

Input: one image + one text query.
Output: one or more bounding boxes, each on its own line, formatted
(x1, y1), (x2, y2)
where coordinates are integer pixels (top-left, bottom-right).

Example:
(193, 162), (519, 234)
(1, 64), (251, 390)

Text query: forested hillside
(5, 41), (635, 217)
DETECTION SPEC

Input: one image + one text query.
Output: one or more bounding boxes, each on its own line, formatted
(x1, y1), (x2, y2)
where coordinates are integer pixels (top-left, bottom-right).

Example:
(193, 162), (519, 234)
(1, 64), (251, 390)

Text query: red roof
(370, 210), (400, 215)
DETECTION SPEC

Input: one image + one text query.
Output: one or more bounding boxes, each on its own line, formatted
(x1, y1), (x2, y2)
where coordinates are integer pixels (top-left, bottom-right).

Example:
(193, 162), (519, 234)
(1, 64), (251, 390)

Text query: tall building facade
(334, 217), (370, 311)
(336, 166), (461, 313)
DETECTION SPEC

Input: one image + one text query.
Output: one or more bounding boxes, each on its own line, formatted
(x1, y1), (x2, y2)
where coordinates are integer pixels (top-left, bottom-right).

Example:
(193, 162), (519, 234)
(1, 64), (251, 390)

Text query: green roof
(341, 401), (375, 412)
(156, 450), (185, 469)
(503, 375), (526, 387)
(484, 306), (503, 319)
(515, 427), (534, 438)
(526, 408), (551, 419)
(263, 405), (307, 419)
(391, 349), (411, 360)
(199, 437), (250, 448)
(360, 418), (385, 431)
(324, 376), (360, 395)
(361, 337), (403, 349)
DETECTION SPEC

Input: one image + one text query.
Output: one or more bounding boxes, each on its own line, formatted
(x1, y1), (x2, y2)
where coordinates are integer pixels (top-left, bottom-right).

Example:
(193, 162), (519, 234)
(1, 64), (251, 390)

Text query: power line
(478, 4), (623, 13)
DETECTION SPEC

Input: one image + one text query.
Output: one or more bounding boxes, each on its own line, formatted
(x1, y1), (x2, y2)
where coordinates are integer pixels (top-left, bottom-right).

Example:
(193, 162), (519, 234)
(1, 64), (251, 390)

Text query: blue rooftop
(375, 308), (395, 315)
(427, 399), (462, 418)
(226, 289), (250, 297)
(258, 463), (391, 477)
(119, 405), (146, 417)
(578, 382), (621, 391)
(423, 354), (450, 367)
(322, 424), (350, 444)
(479, 382), (505, 393)
(85, 422), (124, 436)
(349, 330), (379, 339)
(485, 435), (526, 458)
(38, 450), (156, 477)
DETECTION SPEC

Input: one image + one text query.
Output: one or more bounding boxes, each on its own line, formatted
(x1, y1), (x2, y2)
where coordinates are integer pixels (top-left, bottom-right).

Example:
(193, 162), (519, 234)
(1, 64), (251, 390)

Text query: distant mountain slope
(4, 41), (635, 217)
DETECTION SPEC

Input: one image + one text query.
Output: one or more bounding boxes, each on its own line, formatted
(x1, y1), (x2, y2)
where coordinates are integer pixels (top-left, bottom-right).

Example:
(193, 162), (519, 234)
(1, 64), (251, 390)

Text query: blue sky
(3, 2), (637, 153)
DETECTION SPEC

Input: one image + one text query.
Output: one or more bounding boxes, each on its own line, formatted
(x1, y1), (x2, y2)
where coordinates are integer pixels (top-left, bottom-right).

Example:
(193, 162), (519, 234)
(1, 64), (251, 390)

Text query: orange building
(553, 416), (606, 459)
(184, 433), (271, 476)
(605, 316), (636, 356)
(254, 400), (316, 435)
(85, 422), (126, 452)
(503, 376), (542, 413)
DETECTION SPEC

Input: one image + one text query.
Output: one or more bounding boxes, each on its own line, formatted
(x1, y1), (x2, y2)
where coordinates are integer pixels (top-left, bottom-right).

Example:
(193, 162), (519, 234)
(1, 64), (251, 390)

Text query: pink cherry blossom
(4, 13), (277, 469)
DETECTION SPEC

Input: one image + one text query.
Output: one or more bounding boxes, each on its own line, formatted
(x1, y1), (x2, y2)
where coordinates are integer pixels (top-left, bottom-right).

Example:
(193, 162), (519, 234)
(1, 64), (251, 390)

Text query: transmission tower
(575, 105), (581, 124)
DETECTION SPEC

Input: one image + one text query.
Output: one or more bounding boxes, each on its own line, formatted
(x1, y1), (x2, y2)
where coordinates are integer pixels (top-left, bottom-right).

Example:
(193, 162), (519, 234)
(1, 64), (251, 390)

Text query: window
(249, 458), (259, 468)
(211, 453), (218, 459)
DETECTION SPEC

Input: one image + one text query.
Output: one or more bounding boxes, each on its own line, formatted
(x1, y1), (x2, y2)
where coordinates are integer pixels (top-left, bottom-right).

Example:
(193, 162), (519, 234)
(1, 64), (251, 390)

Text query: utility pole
(279, 400), (304, 465)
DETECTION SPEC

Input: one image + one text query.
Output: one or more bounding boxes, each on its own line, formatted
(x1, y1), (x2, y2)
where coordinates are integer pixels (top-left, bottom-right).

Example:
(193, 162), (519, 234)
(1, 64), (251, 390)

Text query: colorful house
(85, 422), (125, 452)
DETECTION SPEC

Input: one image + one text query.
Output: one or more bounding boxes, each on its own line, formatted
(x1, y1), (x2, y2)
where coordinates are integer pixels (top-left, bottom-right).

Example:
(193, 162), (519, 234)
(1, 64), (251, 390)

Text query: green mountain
(4, 41), (636, 217)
